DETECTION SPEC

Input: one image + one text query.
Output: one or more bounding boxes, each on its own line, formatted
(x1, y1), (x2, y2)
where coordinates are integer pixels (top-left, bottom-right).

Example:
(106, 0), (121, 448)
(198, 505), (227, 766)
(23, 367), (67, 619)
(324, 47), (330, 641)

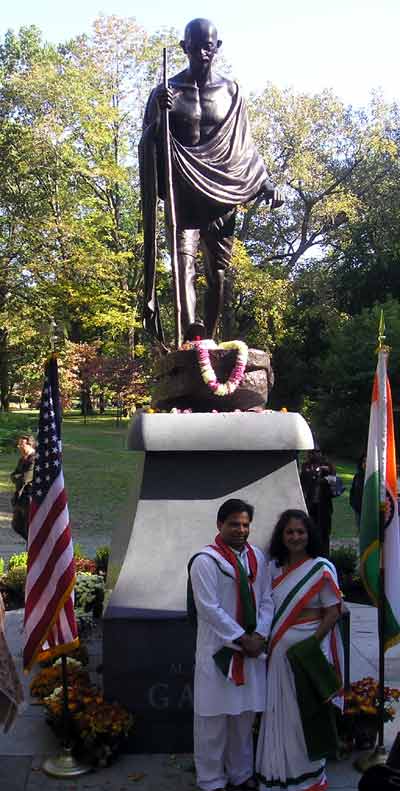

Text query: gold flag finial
(377, 310), (390, 353)
(378, 311), (385, 349)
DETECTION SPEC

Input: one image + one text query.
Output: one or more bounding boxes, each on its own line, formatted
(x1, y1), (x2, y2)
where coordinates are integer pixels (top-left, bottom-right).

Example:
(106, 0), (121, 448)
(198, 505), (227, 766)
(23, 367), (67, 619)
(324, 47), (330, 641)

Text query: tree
(0, 18), (185, 406)
(327, 97), (400, 314)
(222, 241), (292, 352)
(311, 300), (400, 455)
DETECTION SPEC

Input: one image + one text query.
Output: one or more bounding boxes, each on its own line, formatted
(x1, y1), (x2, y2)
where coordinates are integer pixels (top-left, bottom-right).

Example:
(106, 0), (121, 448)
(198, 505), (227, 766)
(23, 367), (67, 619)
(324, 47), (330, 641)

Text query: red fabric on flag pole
(23, 355), (79, 672)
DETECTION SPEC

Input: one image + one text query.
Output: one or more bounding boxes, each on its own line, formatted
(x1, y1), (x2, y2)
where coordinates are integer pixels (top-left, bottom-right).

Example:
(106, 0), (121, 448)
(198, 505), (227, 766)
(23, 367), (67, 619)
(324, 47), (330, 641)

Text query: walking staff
(162, 47), (182, 348)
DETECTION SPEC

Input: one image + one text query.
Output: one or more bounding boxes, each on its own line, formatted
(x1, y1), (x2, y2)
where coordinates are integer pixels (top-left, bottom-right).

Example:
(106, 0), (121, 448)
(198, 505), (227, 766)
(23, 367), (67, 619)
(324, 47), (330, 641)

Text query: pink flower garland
(181, 339), (248, 397)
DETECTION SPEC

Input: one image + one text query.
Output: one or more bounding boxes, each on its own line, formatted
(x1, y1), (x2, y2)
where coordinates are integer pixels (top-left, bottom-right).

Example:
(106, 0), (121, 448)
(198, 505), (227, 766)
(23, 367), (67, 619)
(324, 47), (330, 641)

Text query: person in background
(10, 434), (36, 542)
(300, 452), (334, 557)
(349, 454), (366, 530)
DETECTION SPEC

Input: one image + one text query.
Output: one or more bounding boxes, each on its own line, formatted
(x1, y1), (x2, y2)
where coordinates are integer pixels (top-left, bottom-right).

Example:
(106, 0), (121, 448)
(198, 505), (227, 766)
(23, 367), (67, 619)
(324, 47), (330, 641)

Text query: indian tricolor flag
(360, 348), (400, 650)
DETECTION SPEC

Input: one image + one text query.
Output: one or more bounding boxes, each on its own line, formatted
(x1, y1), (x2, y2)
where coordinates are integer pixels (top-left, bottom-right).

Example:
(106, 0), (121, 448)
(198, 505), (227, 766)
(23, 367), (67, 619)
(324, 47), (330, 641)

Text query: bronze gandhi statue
(139, 18), (283, 346)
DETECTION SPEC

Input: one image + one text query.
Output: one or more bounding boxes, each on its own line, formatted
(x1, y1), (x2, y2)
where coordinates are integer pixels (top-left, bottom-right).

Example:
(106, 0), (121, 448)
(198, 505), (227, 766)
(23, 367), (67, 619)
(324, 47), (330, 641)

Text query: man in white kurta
(190, 498), (273, 791)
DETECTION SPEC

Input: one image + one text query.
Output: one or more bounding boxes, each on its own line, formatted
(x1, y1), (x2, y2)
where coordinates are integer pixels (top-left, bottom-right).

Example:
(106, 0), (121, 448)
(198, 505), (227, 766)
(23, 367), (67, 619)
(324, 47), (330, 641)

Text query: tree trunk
(0, 329), (10, 411)
(81, 387), (94, 416)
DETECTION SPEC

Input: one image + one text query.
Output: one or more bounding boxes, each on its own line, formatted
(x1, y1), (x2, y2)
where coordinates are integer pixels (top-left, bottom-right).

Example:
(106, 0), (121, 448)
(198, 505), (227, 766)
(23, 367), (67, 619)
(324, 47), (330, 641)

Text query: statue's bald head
(180, 18), (222, 59)
(184, 18), (218, 44)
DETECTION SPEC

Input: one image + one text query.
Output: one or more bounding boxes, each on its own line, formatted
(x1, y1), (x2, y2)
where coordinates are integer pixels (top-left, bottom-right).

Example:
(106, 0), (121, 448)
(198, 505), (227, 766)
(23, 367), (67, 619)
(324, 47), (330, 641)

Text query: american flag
(23, 354), (79, 671)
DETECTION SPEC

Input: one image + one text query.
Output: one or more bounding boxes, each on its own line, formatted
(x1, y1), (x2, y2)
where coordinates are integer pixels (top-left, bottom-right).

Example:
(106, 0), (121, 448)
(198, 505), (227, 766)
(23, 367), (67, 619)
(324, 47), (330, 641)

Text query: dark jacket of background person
(10, 449), (35, 541)
(349, 455), (366, 529)
(300, 453), (334, 557)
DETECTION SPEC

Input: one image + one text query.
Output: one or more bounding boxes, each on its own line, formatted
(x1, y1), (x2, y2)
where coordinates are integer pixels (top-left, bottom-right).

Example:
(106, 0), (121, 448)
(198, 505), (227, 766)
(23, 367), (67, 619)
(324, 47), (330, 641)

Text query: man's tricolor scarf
(269, 557), (344, 703)
(211, 535), (258, 685)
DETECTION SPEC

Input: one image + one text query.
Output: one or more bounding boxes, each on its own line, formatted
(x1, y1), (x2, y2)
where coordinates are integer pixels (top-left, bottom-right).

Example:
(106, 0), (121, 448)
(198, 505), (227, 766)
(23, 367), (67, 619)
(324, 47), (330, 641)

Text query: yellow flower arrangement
(42, 676), (133, 766)
(344, 676), (400, 722)
(30, 661), (89, 700)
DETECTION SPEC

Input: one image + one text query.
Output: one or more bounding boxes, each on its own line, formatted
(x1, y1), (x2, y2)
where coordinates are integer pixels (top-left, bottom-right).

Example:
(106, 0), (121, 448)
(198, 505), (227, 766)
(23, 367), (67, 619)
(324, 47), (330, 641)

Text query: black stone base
(103, 608), (195, 753)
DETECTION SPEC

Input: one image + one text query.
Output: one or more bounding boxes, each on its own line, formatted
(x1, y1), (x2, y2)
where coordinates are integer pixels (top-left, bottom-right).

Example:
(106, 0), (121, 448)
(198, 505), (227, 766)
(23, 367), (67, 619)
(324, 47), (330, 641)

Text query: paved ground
(1, 602), (399, 791)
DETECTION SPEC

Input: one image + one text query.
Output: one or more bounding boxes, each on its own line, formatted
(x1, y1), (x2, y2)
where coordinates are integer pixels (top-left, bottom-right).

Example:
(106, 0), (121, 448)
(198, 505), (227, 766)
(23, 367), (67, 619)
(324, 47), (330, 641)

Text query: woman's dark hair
(269, 509), (321, 565)
(217, 498), (254, 523)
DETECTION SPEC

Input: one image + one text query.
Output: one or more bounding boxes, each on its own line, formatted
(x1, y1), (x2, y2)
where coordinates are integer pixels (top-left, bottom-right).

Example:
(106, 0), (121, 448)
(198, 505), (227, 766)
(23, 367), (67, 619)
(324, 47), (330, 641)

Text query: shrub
(95, 546), (110, 574)
(330, 545), (358, 576)
(5, 565), (27, 595)
(75, 572), (104, 617)
(8, 552), (28, 572)
(75, 610), (95, 636)
(73, 544), (84, 560)
(0, 557), (4, 577)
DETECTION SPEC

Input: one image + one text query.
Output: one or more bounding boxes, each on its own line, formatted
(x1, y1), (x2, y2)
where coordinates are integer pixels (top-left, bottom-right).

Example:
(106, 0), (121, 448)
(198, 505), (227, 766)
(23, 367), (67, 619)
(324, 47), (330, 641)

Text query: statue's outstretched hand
(264, 187), (284, 209)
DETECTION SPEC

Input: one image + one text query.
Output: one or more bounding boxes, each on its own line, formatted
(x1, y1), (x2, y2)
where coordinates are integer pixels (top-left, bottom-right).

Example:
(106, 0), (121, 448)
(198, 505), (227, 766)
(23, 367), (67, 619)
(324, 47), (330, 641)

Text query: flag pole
(355, 311), (388, 772)
(32, 337), (91, 778)
(377, 312), (388, 755)
(376, 498), (386, 750)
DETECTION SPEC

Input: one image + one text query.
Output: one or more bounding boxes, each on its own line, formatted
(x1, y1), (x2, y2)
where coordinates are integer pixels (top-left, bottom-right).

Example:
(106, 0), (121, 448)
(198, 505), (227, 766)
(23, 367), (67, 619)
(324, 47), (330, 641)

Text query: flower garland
(181, 339), (248, 397)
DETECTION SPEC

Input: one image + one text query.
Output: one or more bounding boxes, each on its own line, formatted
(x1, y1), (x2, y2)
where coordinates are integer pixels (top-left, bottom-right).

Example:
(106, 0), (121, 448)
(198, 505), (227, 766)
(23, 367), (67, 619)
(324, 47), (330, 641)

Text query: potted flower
(341, 677), (400, 750)
(43, 678), (133, 766)
(74, 688), (133, 766)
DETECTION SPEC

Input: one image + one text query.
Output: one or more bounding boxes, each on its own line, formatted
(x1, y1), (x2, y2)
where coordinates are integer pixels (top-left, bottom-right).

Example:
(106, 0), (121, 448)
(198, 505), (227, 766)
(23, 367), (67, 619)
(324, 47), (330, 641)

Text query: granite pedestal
(103, 411), (313, 752)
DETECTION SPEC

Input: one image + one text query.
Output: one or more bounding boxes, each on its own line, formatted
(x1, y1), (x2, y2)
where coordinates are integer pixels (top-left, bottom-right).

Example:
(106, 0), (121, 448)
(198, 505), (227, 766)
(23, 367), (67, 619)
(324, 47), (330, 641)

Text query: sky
(1, 0), (400, 106)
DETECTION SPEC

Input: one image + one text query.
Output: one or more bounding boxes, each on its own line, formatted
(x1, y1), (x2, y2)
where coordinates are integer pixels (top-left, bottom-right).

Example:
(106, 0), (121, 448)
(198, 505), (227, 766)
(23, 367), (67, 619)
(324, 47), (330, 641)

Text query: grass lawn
(0, 410), (141, 552)
(331, 459), (358, 544)
(0, 411), (359, 552)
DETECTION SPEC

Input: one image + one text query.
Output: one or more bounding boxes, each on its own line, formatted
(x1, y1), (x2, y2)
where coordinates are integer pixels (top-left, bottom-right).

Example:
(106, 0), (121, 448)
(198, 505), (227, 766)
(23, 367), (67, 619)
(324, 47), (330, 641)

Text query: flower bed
(0, 547), (109, 618)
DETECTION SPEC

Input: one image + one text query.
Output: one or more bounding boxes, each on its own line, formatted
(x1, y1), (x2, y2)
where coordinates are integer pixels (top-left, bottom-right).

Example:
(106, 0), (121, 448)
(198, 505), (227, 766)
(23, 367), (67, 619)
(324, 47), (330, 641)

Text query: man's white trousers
(194, 711), (255, 790)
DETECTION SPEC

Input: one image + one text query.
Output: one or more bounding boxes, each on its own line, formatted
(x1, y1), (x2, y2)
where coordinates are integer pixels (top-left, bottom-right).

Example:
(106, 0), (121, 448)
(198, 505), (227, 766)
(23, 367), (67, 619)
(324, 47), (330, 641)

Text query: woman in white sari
(256, 509), (344, 791)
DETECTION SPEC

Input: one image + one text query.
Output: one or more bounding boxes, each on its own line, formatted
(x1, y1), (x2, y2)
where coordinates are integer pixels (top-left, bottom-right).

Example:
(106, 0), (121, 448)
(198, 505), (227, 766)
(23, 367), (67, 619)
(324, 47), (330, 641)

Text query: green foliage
(312, 300), (400, 454)
(0, 557), (4, 576)
(330, 545), (358, 576)
(7, 552), (28, 571)
(226, 240), (292, 350)
(243, 85), (367, 269)
(4, 565), (27, 594)
(73, 544), (84, 560)
(75, 572), (105, 617)
(94, 545), (110, 574)
(0, 414), (37, 452)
